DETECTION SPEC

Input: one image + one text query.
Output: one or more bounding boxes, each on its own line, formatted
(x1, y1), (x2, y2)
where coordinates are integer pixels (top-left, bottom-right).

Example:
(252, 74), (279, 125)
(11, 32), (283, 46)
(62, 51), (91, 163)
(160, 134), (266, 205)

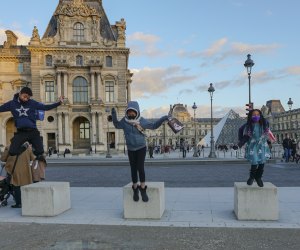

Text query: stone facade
(262, 100), (300, 142)
(0, 0), (132, 154)
(145, 104), (220, 149)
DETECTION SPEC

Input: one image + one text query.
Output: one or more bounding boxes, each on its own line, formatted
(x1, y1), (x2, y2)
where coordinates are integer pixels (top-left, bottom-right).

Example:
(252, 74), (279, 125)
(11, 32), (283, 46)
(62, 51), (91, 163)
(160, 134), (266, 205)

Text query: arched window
(73, 76), (88, 104)
(106, 56), (112, 67)
(76, 55), (83, 66)
(46, 55), (52, 66)
(73, 22), (84, 41)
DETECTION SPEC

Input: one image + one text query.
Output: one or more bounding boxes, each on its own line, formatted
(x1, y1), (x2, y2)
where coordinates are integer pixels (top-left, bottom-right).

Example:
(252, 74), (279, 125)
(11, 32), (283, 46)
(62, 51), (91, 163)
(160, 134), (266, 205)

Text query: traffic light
(246, 102), (253, 116)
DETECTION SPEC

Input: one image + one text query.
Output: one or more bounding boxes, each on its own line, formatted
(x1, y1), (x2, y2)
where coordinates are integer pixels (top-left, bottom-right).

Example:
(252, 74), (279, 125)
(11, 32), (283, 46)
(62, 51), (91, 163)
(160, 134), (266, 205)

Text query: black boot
(11, 186), (22, 208)
(139, 185), (149, 202)
(132, 185), (139, 202)
(255, 166), (264, 187)
(247, 166), (257, 185)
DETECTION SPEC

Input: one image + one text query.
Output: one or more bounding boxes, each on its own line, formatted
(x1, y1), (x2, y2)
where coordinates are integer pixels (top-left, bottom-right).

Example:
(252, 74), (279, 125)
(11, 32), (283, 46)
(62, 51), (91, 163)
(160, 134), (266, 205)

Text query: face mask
(251, 115), (260, 122)
(127, 115), (136, 120)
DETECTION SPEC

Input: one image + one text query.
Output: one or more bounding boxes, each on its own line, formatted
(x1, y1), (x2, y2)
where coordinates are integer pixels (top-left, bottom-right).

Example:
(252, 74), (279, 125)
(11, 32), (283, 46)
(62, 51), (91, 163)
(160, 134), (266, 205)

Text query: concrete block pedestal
(123, 182), (165, 219)
(234, 182), (278, 220)
(21, 182), (71, 217)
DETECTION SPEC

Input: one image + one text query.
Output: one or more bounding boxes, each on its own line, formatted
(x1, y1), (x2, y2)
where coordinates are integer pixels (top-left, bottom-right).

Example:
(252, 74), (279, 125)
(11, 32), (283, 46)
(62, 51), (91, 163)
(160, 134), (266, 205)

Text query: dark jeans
(9, 129), (44, 156)
(128, 147), (147, 183)
(13, 185), (21, 205)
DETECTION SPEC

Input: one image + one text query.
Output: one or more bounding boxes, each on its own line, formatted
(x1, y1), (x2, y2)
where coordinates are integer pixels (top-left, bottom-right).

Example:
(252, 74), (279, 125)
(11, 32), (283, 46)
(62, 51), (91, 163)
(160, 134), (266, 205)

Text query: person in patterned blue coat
(238, 109), (271, 187)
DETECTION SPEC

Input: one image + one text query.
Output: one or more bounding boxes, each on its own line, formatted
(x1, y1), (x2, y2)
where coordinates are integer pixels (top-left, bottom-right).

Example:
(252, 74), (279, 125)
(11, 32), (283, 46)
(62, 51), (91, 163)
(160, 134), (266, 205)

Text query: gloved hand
(111, 107), (116, 115)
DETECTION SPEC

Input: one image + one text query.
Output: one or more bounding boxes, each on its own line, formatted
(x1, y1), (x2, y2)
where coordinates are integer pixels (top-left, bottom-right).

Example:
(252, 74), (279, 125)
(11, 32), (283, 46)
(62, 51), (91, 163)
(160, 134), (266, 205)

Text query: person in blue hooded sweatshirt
(0, 87), (64, 160)
(111, 101), (169, 202)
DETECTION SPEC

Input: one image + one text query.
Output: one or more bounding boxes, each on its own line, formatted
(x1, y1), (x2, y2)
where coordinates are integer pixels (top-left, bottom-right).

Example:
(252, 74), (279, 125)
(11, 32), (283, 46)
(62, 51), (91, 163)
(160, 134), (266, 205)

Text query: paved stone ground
(1, 223), (300, 250)
(45, 161), (300, 187)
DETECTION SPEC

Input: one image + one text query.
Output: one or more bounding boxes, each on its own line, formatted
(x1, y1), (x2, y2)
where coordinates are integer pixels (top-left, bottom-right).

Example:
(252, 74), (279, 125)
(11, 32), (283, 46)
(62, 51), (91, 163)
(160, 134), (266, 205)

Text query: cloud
(177, 38), (281, 66)
(0, 27), (30, 45)
(131, 66), (198, 98)
(141, 103), (246, 119)
(127, 32), (164, 57)
(202, 38), (228, 57)
(140, 105), (171, 118)
(229, 42), (280, 55)
(286, 66), (300, 75)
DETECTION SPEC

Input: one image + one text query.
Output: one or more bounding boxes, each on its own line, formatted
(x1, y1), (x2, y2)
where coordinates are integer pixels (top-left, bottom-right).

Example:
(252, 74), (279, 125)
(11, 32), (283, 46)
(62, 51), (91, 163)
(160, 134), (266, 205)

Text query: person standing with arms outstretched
(111, 101), (169, 202)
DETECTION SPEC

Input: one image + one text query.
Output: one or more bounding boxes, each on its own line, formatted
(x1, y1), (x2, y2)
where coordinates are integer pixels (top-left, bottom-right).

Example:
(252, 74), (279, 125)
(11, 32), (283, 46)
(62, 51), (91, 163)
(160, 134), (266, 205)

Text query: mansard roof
(42, 0), (116, 41)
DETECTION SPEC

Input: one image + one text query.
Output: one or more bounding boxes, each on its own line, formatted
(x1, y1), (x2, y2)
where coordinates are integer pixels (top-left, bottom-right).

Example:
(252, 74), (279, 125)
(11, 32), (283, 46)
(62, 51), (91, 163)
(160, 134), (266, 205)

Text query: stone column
(90, 72), (95, 100)
(63, 72), (68, 99)
(65, 113), (70, 145)
(97, 73), (101, 101)
(91, 112), (97, 144)
(57, 72), (62, 98)
(98, 112), (102, 143)
(57, 113), (63, 144)
(127, 83), (131, 101)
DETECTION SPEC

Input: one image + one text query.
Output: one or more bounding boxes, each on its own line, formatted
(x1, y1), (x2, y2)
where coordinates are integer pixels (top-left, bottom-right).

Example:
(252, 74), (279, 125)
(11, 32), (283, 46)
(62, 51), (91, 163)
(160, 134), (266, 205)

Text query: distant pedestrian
(238, 109), (273, 187)
(182, 141), (187, 158)
(282, 135), (292, 162)
(148, 142), (154, 158)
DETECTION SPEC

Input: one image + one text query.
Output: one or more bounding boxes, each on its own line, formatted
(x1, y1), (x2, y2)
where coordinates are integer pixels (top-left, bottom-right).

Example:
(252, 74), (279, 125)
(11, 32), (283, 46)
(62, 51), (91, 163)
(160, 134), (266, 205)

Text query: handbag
(167, 117), (184, 134)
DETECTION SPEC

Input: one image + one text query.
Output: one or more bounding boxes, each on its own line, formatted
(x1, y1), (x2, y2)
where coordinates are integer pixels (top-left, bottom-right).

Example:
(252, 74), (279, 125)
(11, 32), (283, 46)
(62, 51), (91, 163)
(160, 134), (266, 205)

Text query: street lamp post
(192, 102), (198, 157)
(287, 97), (293, 111)
(244, 54), (255, 105)
(105, 107), (112, 158)
(94, 133), (97, 154)
(208, 83), (217, 158)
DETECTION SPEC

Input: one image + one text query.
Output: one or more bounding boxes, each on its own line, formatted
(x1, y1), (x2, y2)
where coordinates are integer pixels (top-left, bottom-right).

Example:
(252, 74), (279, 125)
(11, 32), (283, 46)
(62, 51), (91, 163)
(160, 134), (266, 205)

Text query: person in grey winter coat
(111, 101), (169, 202)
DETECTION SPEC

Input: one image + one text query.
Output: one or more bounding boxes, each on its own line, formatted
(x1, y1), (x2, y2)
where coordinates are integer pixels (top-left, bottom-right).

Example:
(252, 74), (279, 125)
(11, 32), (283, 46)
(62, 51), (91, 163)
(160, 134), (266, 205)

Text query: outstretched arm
(111, 107), (123, 129)
(142, 115), (169, 130)
(35, 96), (64, 111)
(0, 101), (11, 113)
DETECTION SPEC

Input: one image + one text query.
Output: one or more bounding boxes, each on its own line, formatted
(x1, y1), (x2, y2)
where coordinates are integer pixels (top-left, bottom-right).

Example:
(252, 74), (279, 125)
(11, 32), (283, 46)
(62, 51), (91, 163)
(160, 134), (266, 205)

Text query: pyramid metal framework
(199, 110), (246, 146)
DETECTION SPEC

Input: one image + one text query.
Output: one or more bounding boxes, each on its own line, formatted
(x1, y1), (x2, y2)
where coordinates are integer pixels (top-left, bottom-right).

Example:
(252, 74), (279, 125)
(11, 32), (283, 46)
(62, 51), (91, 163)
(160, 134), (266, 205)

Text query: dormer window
(106, 56), (112, 67)
(45, 55), (52, 66)
(76, 55), (83, 66)
(73, 22), (84, 42)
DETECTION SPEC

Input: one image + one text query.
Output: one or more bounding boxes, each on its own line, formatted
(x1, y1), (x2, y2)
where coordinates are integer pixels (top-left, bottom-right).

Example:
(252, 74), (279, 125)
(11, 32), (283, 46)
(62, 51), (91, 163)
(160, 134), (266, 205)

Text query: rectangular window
(45, 81), (55, 102)
(105, 81), (114, 102)
(106, 56), (112, 67)
(18, 63), (24, 73)
(46, 55), (52, 66)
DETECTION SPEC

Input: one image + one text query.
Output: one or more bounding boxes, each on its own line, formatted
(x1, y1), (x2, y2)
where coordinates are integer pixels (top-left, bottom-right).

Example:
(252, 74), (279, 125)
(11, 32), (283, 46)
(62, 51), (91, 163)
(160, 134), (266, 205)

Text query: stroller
(0, 164), (15, 207)
(0, 153), (21, 207)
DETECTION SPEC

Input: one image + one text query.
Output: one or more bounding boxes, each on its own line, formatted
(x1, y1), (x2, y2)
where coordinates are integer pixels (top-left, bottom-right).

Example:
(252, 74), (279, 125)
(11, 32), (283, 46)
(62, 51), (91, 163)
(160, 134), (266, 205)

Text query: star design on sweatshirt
(16, 105), (29, 117)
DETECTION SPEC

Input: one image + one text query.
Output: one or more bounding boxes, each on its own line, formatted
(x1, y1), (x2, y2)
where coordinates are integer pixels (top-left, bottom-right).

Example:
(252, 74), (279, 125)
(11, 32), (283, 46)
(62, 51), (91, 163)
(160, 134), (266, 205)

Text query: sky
(0, 0), (299, 118)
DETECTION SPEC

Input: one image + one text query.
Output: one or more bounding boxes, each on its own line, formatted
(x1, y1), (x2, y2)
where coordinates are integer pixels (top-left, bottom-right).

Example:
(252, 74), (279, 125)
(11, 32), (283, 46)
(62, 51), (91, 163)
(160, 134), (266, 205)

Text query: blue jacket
(111, 101), (168, 151)
(0, 93), (61, 129)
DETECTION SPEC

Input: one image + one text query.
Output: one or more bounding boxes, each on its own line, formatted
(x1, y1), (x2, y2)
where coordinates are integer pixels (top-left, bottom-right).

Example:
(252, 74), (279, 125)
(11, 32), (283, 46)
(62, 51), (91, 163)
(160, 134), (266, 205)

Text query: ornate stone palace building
(0, 0), (133, 154)
(262, 100), (300, 142)
(144, 104), (221, 149)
